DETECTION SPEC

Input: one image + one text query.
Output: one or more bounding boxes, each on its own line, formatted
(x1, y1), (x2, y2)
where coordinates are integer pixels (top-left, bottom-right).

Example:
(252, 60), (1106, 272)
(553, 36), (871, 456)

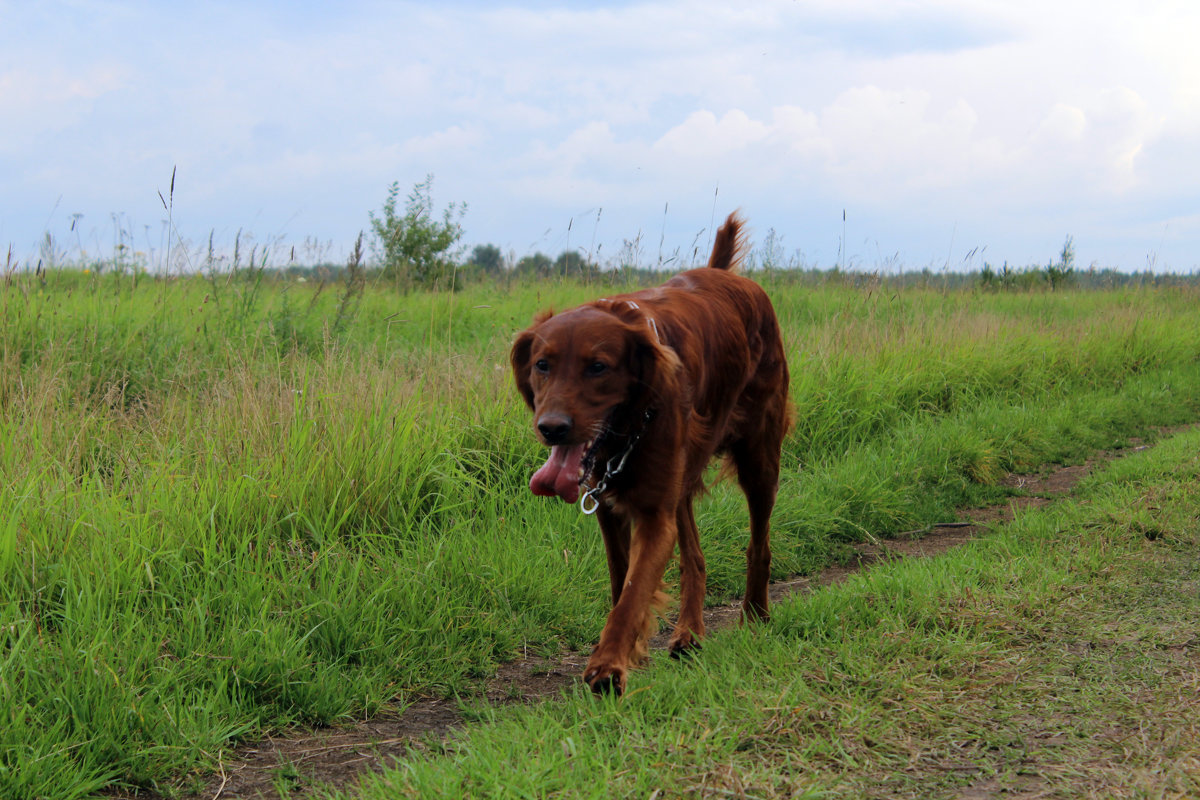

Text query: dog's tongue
(530, 444), (586, 503)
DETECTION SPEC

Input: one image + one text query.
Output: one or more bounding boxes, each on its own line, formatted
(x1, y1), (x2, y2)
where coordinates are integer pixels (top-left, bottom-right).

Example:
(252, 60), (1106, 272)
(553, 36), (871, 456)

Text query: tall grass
(1, 270), (1199, 795)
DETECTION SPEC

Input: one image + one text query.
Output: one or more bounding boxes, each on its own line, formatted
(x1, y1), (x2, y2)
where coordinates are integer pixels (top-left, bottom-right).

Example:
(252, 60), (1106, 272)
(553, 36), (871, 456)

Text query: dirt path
(166, 446), (1145, 800)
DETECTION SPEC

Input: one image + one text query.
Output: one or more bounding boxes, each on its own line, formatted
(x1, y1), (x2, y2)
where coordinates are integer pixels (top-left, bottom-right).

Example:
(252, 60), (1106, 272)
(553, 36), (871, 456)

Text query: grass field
(344, 424), (1200, 800)
(1, 268), (1199, 797)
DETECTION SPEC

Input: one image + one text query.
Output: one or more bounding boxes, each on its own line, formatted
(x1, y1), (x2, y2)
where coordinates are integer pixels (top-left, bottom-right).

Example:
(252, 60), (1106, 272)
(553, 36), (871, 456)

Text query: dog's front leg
(584, 509), (676, 695)
(595, 504), (632, 606)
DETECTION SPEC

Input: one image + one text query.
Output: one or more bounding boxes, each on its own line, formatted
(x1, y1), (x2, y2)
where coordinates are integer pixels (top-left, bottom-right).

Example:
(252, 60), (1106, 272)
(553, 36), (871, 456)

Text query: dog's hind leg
(669, 497), (706, 657)
(734, 451), (777, 621)
(731, 404), (786, 622)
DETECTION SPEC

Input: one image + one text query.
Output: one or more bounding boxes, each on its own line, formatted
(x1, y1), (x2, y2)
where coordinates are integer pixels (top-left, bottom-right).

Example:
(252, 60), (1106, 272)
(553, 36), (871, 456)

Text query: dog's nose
(537, 414), (573, 445)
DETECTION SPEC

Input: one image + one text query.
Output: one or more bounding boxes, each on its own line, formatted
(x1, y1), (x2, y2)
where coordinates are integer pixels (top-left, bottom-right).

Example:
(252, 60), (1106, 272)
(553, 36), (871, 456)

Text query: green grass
(1, 271), (1199, 796)
(339, 426), (1200, 800)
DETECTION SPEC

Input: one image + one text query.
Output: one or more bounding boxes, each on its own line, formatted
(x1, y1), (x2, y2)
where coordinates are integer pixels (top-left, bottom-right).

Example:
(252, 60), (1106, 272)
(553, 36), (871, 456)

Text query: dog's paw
(739, 601), (770, 624)
(667, 633), (702, 660)
(583, 664), (627, 696)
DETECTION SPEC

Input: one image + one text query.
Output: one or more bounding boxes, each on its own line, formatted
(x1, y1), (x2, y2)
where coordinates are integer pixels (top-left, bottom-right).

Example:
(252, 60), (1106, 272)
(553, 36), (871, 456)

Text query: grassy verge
(1, 274), (1199, 796)
(340, 426), (1200, 800)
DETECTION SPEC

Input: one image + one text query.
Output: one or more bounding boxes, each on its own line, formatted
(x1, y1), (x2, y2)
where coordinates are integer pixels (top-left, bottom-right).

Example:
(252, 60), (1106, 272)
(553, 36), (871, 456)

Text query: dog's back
(603, 215), (788, 451)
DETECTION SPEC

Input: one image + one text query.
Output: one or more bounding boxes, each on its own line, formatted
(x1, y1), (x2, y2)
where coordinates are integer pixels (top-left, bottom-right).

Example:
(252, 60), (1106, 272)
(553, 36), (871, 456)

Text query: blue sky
(2, 0), (1198, 272)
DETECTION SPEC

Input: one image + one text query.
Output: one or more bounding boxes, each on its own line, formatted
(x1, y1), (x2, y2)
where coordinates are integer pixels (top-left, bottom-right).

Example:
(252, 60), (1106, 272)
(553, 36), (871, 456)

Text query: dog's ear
(626, 322), (683, 411)
(510, 328), (537, 410)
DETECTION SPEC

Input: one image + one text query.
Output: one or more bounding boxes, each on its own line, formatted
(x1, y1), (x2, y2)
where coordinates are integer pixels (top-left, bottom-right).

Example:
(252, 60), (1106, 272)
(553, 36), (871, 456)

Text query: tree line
(353, 176), (1197, 292)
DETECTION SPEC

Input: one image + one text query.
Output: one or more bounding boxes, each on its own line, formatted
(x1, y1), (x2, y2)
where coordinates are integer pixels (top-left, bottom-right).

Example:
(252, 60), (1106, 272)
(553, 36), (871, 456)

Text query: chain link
(578, 409), (653, 515)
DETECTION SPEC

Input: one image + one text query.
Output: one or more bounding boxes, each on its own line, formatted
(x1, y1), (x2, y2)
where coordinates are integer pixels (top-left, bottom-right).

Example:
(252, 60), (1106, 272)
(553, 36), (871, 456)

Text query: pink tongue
(530, 444), (587, 503)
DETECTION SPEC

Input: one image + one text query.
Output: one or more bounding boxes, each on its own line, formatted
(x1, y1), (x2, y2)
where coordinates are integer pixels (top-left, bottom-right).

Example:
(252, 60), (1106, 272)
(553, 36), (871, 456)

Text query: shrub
(369, 175), (466, 291)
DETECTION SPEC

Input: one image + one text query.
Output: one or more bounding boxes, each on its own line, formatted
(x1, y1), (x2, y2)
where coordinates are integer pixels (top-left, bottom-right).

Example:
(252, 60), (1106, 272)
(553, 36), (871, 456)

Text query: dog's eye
(585, 361), (608, 376)
(534, 359), (550, 374)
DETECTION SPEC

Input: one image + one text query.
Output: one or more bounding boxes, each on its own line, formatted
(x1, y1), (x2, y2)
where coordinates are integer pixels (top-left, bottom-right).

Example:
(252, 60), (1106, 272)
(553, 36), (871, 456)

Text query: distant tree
(979, 262), (997, 289)
(369, 174), (466, 290)
(553, 250), (598, 278)
(756, 228), (785, 271)
(469, 244), (505, 276)
(1046, 235), (1075, 291)
(515, 252), (553, 278)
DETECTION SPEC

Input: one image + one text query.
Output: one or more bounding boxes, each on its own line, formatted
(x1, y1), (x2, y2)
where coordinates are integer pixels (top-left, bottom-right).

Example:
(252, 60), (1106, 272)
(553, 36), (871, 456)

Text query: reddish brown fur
(511, 212), (791, 695)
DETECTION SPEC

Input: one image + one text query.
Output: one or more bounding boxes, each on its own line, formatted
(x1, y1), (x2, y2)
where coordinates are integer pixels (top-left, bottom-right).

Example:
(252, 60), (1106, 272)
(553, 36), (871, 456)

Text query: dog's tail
(707, 211), (747, 272)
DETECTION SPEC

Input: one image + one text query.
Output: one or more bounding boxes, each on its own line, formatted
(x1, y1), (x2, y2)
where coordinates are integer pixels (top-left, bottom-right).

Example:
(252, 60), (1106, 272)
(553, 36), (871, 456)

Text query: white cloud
(2, 0), (1199, 270)
(1036, 104), (1088, 143)
(403, 125), (486, 159)
(0, 64), (128, 152)
(654, 110), (771, 159)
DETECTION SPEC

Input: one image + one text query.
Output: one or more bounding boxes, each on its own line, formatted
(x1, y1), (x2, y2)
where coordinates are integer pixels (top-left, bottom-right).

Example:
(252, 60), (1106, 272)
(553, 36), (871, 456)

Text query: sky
(2, 0), (1198, 273)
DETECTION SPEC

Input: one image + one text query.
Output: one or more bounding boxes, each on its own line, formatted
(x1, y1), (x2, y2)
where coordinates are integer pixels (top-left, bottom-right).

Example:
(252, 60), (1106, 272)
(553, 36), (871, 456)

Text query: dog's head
(510, 302), (680, 502)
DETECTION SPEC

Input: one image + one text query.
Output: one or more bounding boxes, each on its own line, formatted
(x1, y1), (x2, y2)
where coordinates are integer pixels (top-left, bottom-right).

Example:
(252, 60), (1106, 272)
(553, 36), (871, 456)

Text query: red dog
(511, 212), (790, 695)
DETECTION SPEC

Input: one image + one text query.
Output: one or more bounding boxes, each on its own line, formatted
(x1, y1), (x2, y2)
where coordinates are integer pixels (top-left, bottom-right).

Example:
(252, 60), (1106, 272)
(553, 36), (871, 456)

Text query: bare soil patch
(146, 446), (1142, 799)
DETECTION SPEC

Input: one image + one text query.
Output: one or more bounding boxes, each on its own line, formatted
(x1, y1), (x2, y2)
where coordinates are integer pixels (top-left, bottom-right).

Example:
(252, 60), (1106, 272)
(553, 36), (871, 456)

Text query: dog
(510, 212), (790, 695)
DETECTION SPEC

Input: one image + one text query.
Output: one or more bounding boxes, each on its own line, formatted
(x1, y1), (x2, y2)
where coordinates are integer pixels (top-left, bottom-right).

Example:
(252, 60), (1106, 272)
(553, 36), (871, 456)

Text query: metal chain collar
(578, 407), (654, 515)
